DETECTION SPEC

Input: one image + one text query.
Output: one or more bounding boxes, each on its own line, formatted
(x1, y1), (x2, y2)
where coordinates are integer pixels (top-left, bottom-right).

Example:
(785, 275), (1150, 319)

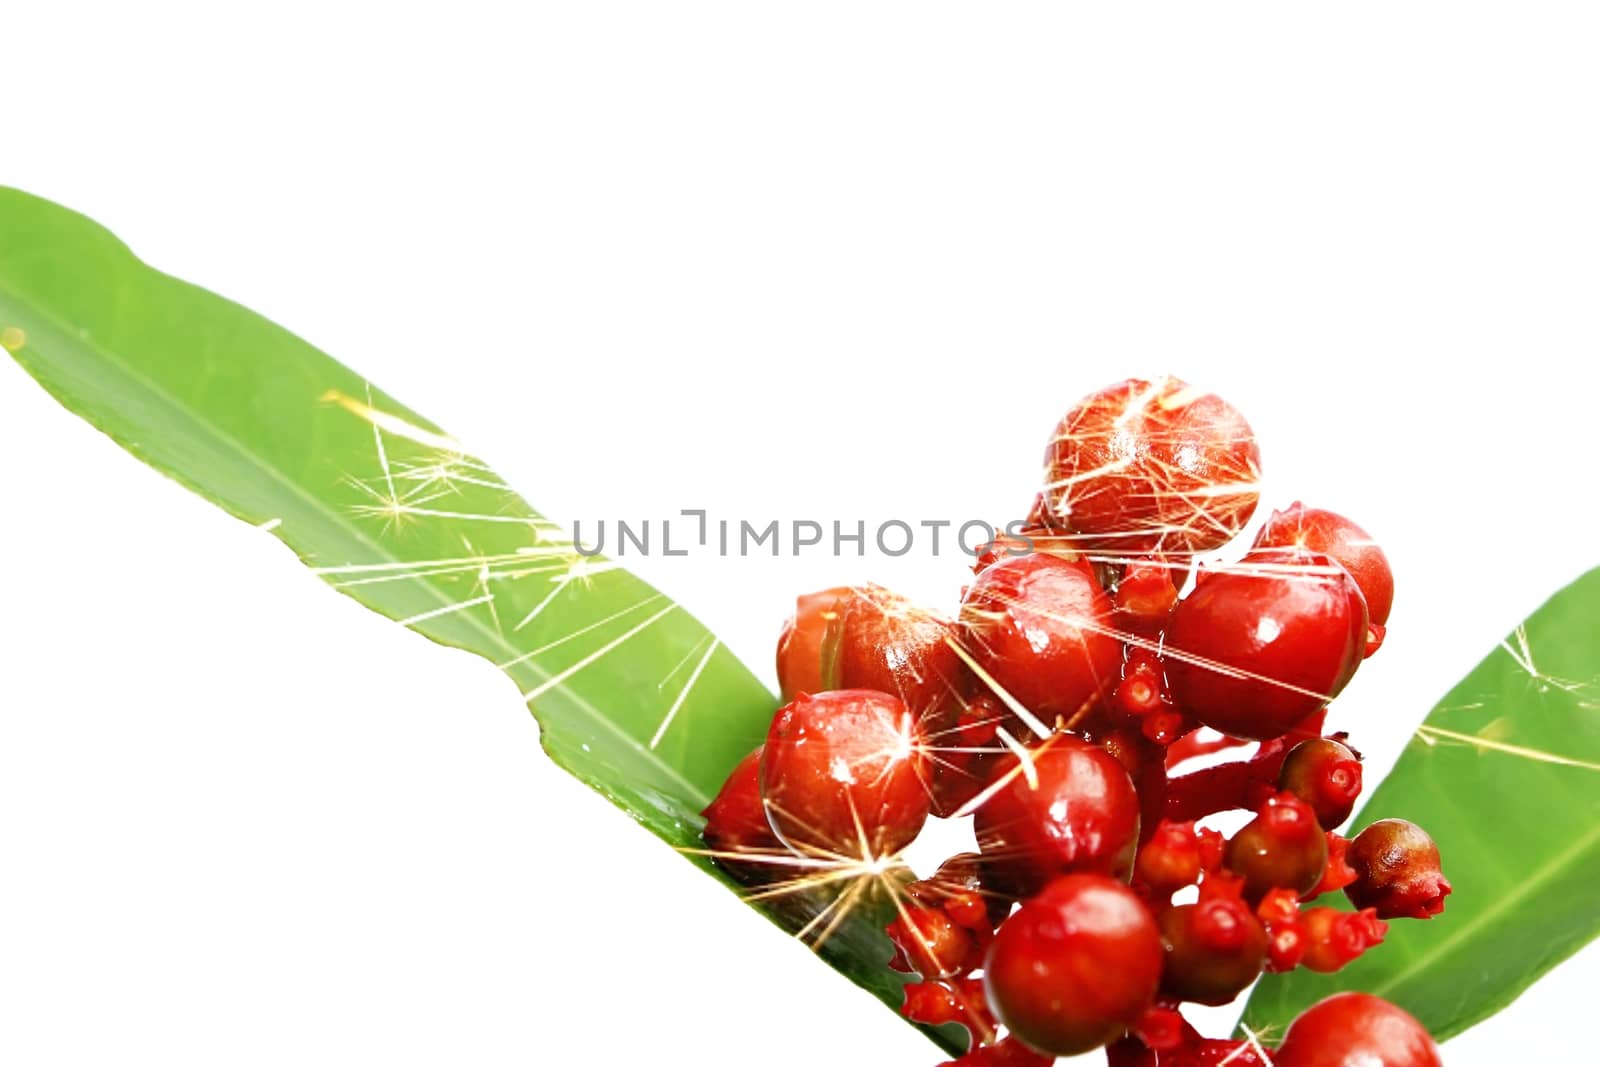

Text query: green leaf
(0, 187), (962, 1056)
(1242, 566), (1600, 1043)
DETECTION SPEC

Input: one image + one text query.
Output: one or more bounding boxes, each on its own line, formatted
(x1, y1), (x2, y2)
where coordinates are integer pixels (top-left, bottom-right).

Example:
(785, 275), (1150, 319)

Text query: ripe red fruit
(699, 747), (782, 883)
(1299, 906), (1387, 972)
(984, 875), (1163, 1056)
(1225, 792), (1330, 899)
(760, 690), (930, 860)
(959, 552), (1122, 725)
(1159, 896), (1268, 1005)
(1277, 737), (1364, 829)
(1345, 819), (1453, 919)
(1041, 376), (1262, 555)
(1253, 503), (1394, 627)
(904, 977), (995, 1048)
(1113, 558), (1180, 634)
(974, 736), (1142, 896)
(834, 585), (969, 733)
(775, 586), (850, 700)
(1274, 993), (1441, 1067)
(1135, 820), (1204, 896)
(886, 904), (983, 979)
(1166, 548), (1368, 740)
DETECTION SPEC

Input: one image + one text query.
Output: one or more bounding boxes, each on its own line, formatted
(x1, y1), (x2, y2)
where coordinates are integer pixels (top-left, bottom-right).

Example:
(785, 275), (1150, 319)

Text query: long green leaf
(1242, 566), (1600, 1042)
(0, 187), (961, 1055)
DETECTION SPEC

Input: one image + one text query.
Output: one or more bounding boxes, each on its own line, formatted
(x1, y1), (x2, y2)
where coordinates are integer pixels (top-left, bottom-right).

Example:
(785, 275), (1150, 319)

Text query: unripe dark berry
(1040, 376), (1262, 555)
(760, 689), (930, 860)
(1253, 504), (1394, 627)
(1167, 548), (1367, 740)
(959, 552), (1122, 724)
(974, 736), (1141, 897)
(1159, 896), (1268, 1005)
(1274, 992), (1441, 1067)
(700, 747), (783, 884)
(928, 697), (1003, 818)
(1277, 737), (1363, 828)
(1225, 792), (1329, 899)
(984, 875), (1163, 1056)
(1345, 818), (1453, 919)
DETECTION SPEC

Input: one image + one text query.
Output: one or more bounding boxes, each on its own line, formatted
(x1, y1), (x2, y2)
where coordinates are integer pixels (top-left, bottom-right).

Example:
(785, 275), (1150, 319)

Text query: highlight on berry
(692, 377), (1439, 1064)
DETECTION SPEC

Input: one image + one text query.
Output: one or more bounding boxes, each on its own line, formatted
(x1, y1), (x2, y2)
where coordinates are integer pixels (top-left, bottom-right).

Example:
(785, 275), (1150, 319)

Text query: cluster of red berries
(701, 377), (1451, 1065)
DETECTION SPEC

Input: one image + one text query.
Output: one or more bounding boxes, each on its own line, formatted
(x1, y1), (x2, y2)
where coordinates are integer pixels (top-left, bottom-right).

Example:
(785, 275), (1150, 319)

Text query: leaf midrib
(1, 273), (714, 807)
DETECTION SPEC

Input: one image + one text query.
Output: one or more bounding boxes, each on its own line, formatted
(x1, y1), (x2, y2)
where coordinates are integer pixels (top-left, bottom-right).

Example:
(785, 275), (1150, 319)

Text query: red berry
(908, 852), (1011, 928)
(959, 552), (1122, 725)
(1159, 895), (1268, 1005)
(886, 904), (983, 979)
(984, 875), (1163, 1056)
(775, 586), (850, 701)
(760, 690), (930, 860)
(700, 748), (784, 884)
(1299, 906), (1387, 972)
(942, 1035), (1054, 1067)
(1040, 376), (1262, 555)
(1113, 558), (1180, 634)
(834, 585), (970, 733)
(1345, 819), (1453, 919)
(904, 977), (995, 1049)
(1277, 738), (1364, 829)
(1135, 820), (1204, 896)
(1225, 792), (1330, 900)
(1254, 504), (1394, 627)
(974, 736), (1142, 896)
(1166, 548), (1368, 740)
(1274, 993), (1441, 1067)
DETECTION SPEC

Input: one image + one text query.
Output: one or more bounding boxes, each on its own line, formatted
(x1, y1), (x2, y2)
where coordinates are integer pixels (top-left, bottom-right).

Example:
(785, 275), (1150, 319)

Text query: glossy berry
(1115, 646), (1171, 718)
(904, 977), (994, 1048)
(1278, 738), (1364, 829)
(1254, 503), (1394, 627)
(1274, 993), (1441, 1067)
(1345, 819), (1453, 919)
(760, 690), (930, 860)
(984, 874), (1163, 1056)
(1135, 820), (1204, 896)
(1166, 547), (1368, 740)
(908, 852), (1012, 928)
(942, 1035), (1054, 1067)
(834, 585), (969, 733)
(700, 747), (783, 884)
(974, 736), (1141, 897)
(886, 904), (983, 979)
(1041, 376), (1263, 555)
(1113, 558), (1180, 634)
(1159, 896), (1268, 1006)
(959, 552), (1122, 724)
(1225, 792), (1329, 899)
(775, 586), (850, 700)
(1299, 906), (1387, 972)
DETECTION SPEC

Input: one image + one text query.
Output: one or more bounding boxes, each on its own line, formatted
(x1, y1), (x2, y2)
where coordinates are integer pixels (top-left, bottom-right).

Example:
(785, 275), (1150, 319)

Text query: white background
(3, 4), (1598, 1064)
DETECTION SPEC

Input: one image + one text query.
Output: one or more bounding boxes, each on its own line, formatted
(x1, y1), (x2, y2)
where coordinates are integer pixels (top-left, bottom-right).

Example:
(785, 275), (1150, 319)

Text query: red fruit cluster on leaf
(699, 377), (1447, 1065)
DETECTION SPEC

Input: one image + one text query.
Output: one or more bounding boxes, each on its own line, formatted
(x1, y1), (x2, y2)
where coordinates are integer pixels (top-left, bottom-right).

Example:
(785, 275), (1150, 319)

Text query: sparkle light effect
(1040, 375), (1264, 558)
